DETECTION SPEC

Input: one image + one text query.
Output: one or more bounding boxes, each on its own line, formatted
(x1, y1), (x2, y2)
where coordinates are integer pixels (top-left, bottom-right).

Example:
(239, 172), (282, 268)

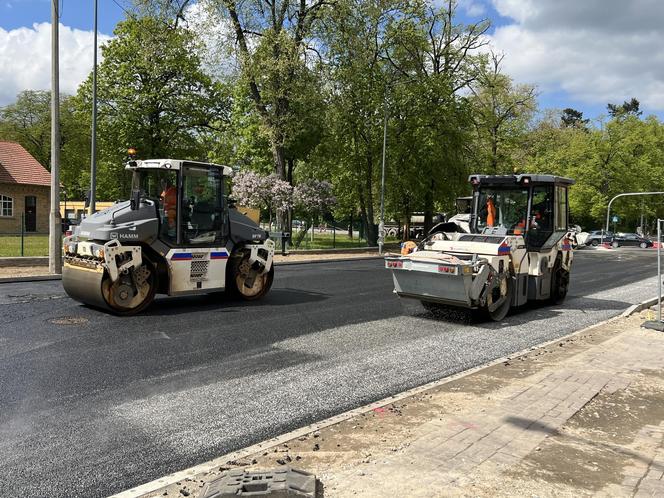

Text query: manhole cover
(49, 317), (89, 325)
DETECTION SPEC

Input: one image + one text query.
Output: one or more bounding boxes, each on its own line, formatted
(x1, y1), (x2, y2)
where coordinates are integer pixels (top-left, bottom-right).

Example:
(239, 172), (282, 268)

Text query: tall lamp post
(88, 0), (99, 215)
(49, 0), (62, 274)
(378, 92), (388, 255)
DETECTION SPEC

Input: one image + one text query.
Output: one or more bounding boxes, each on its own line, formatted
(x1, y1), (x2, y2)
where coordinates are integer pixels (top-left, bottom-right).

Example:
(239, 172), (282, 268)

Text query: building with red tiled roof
(0, 141), (51, 234)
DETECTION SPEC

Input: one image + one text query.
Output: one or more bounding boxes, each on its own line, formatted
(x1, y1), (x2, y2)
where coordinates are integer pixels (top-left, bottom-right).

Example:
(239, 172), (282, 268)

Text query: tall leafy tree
(202, 0), (330, 184)
(470, 52), (536, 173)
(607, 98), (642, 118)
(560, 108), (588, 129)
(0, 90), (91, 198)
(75, 15), (229, 199)
(383, 0), (489, 231)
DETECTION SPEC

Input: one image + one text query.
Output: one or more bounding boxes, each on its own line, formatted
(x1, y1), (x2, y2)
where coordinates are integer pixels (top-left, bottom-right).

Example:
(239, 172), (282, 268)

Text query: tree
(231, 170), (293, 229)
(470, 52), (536, 173)
(75, 16), (229, 200)
(202, 0), (330, 185)
(607, 98), (642, 118)
(0, 90), (91, 198)
(382, 0), (490, 231)
(291, 178), (336, 247)
(560, 108), (588, 129)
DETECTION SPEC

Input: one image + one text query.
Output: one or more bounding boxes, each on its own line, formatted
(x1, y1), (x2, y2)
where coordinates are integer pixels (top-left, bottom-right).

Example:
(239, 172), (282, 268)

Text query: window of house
(0, 195), (13, 217)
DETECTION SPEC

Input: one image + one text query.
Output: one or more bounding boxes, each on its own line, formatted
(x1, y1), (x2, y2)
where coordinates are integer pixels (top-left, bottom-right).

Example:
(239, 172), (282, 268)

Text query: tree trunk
(364, 153), (377, 246)
(348, 212), (353, 239)
(286, 157), (295, 243)
(358, 183), (371, 246)
(271, 140), (288, 231)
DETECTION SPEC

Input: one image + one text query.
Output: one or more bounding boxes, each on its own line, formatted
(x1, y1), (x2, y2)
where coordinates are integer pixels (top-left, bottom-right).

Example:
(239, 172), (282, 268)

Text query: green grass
(289, 232), (399, 250)
(0, 235), (50, 257)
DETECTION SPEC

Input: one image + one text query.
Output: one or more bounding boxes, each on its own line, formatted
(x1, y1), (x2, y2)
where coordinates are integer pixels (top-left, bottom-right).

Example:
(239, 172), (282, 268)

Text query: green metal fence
(0, 214), (50, 257)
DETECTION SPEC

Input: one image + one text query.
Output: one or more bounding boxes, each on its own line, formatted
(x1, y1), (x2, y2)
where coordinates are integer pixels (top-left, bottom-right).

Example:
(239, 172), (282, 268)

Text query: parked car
(584, 230), (614, 246)
(611, 233), (653, 248)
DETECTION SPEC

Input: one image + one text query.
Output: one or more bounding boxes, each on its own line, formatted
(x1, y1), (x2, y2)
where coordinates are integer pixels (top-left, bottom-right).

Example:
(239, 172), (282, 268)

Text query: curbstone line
(275, 255), (383, 266)
(621, 296), (660, 318)
(0, 274), (61, 284)
(110, 304), (645, 498)
(0, 256), (49, 267)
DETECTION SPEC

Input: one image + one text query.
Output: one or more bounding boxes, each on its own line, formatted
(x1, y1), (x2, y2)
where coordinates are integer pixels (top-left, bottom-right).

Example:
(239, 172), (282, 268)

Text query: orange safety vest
(161, 186), (177, 227)
(486, 198), (496, 227)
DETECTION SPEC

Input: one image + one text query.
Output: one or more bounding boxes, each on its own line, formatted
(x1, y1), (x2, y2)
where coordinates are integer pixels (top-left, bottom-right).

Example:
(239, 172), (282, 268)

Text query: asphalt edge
(110, 295), (658, 498)
(0, 256), (384, 284)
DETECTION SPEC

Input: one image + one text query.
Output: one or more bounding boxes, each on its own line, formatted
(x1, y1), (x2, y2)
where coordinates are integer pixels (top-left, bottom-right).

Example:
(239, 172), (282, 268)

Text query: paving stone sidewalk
(321, 313), (664, 497)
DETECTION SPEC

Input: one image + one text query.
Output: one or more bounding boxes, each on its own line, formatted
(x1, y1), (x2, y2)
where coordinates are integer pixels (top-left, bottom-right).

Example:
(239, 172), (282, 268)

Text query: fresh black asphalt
(0, 249), (658, 497)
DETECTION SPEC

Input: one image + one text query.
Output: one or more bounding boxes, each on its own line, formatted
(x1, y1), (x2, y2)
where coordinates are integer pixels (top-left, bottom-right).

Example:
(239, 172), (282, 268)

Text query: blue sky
(1, 0), (125, 36)
(1, 0), (663, 120)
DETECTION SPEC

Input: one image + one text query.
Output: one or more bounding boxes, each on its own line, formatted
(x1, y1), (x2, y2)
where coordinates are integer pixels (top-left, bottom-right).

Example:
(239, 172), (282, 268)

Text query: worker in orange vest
(486, 197), (496, 227)
(160, 180), (177, 231)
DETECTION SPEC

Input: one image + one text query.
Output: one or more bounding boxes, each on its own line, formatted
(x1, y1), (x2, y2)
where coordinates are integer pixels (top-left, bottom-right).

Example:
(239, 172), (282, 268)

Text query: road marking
(153, 331), (170, 340)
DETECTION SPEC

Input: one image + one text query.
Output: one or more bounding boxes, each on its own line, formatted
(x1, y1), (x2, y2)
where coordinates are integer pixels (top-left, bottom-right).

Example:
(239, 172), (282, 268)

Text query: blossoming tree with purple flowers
(231, 170), (293, 230)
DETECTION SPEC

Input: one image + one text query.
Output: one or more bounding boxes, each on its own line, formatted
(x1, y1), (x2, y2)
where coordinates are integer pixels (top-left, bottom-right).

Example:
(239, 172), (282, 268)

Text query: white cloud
(487, 0), (664, 111)
(458, 0), (487, 17)
(0, 22), (111, 106)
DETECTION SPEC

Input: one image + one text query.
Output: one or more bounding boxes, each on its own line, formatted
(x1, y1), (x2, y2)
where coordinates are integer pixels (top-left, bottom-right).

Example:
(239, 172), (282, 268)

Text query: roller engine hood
(74, 200), (159, 244)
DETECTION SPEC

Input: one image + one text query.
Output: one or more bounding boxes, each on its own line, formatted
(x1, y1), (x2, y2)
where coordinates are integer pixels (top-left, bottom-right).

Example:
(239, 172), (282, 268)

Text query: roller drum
(62, 263), (111, 311)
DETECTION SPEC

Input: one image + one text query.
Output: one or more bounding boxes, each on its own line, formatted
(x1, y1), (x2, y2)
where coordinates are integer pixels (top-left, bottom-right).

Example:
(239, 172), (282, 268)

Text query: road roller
(62, 159), (275, 315)
(386, 174), (575, 321)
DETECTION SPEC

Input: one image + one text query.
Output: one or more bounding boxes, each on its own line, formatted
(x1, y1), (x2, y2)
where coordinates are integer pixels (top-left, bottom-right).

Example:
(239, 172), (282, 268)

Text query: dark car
(584, 230), (614, 246)
(611, 232), (653, 248)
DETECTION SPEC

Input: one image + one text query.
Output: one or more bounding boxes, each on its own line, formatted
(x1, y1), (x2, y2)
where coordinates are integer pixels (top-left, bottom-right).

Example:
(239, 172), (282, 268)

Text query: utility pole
(88, 0), (98, 215)
(49, 0), (62, 274)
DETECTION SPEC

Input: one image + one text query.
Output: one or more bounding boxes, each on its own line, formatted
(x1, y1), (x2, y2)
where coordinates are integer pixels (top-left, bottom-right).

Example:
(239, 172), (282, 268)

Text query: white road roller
(385, 174), (575, 320)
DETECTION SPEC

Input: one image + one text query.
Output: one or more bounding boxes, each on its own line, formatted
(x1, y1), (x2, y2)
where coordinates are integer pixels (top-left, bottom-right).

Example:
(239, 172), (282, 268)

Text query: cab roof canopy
(468, 174), (575, 187)
(125, 159), (233, 177)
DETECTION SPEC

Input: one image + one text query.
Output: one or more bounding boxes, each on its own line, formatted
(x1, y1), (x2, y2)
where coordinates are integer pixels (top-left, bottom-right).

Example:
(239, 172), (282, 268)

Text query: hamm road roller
(386, 174), (575, 321)
(62, 159), (274, 314)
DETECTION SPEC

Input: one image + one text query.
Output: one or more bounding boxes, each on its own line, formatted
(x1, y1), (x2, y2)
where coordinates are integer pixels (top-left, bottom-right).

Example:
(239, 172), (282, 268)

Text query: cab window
(555, 186), (568, 230)
(475, 188), (529, 235)
(527, 186), (554, 247)
(181, 166), (224, 245)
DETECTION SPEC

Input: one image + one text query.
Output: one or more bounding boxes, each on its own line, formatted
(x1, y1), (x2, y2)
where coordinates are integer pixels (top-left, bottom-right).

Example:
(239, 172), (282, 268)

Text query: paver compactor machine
(386, 174), (575, 321)
(62, 159), (275, 314)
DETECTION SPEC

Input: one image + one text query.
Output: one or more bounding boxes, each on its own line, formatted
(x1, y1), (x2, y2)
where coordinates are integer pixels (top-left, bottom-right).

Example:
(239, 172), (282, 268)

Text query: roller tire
(549, 259), (570, 304)
(102, 264), (156, 316)
(485, 274), (512, 321)
(227, 252), (274, 301)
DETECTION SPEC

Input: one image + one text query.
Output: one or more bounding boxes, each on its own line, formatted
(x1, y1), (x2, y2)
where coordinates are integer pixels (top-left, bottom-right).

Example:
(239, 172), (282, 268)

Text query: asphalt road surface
(0, 249), (659, 497)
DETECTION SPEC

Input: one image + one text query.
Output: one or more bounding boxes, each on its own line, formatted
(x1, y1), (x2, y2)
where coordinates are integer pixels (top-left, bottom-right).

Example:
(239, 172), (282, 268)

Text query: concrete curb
(0, 256), (385, 284)
(0, 256), (49, 267)
(621, 296), (660, 317)
(275, 255), (382, 266)
(112, 299), (653, 498)
(0, 274), (62, 284)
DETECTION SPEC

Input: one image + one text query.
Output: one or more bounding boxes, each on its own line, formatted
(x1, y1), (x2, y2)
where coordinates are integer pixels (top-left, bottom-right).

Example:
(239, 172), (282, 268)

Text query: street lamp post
(88, 0), (98, 215)
(603, 191), (664, 244)
(49, 0), (62, 274)
(378, 93), (388, 255)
